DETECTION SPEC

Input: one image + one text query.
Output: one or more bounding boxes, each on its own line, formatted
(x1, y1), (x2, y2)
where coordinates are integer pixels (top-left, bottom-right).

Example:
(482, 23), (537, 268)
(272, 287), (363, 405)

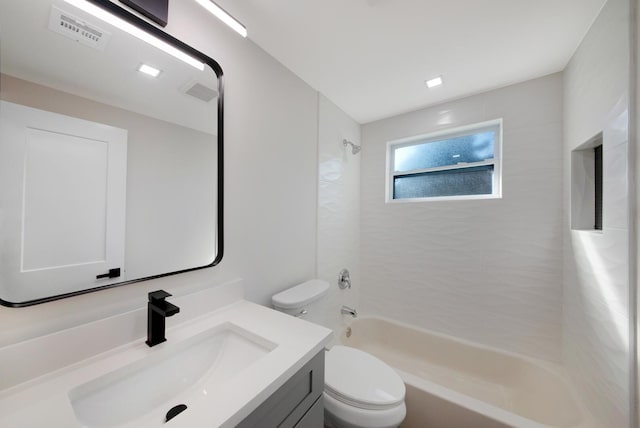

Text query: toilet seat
(323, 391), (406, 428)
(325, 346), (405, 410)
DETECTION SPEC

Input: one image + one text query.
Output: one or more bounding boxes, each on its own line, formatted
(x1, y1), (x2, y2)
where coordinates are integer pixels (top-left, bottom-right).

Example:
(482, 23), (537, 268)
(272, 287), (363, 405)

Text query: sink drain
(165, 404), (187, 423)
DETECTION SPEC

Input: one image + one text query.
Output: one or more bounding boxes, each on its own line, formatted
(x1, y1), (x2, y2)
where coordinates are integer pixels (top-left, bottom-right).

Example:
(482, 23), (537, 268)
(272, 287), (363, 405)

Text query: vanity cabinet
(237, 350), (324, 427)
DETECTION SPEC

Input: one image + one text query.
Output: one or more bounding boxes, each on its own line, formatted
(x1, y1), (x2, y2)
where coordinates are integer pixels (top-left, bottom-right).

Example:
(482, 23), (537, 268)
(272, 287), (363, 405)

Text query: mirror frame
(0, 0), (224, 307)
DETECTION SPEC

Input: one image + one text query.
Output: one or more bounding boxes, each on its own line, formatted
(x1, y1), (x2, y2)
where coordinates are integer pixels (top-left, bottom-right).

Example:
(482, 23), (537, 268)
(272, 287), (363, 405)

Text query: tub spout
(341, 305), (357, 318)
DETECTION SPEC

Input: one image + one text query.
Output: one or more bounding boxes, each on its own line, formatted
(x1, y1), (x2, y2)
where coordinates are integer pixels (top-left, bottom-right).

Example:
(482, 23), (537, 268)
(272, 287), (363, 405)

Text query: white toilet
(272, 280), (406, 428)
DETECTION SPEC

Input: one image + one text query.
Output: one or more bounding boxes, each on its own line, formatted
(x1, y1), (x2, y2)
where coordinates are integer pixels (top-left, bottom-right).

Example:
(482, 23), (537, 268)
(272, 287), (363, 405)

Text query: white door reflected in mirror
(0, 101), (127, 302)
(0, 0), (222, 306)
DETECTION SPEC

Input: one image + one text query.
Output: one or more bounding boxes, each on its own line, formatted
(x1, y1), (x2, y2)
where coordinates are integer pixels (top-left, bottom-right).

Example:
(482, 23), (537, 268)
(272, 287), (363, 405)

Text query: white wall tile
(360, 74), (564, 362)
(564, 230), (629, 428)
(571, 147), (597, 230)
(317, 95), (361, 342)
(562, 0), (631, 426)
(603, 141), (629, 230)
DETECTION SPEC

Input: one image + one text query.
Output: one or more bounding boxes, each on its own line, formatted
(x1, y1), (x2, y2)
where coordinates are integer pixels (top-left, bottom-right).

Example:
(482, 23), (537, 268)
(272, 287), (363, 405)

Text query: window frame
(385, 119), (503, 203)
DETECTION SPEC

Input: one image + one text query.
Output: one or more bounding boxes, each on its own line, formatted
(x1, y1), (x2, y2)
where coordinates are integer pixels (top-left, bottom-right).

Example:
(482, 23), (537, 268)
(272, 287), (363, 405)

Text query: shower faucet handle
(338, 268), (352, 289)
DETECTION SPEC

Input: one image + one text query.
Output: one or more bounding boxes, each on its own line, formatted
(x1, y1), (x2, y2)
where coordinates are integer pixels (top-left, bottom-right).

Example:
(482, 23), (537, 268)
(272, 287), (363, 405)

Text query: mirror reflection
(0, 0), (222, 306)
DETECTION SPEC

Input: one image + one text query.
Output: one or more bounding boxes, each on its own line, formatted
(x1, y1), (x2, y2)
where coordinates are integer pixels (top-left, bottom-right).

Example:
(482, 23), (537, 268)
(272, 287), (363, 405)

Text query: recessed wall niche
(571, 133), (603, 231)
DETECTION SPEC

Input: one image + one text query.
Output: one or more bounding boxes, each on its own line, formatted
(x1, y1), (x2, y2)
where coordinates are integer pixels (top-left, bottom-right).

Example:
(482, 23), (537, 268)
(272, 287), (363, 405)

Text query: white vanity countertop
(0, 298), (332, 427)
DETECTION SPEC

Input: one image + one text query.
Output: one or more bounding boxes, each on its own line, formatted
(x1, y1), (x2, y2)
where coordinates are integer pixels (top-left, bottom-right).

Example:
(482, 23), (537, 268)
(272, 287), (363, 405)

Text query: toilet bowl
(272, 280), (406, 428)
(324, 345), (406, 428)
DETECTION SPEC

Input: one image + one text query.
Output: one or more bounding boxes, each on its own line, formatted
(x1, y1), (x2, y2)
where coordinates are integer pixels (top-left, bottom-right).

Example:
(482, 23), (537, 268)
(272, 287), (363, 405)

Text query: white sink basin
(68, 323), (276, 427)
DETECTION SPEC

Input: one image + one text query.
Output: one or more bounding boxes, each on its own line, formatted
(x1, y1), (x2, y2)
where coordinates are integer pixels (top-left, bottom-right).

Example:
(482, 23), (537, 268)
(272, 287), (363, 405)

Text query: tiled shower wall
(317, 95), (361, 341)
(562, 0), (632, 426)
(359, 74), (564, 362)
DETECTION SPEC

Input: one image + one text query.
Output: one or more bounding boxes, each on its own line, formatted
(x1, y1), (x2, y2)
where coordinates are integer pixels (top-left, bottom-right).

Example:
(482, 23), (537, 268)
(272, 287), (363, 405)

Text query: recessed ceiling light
(425, 76), (443, 88)
(138, 64), (161, 77)
(194, 0), (247, 38)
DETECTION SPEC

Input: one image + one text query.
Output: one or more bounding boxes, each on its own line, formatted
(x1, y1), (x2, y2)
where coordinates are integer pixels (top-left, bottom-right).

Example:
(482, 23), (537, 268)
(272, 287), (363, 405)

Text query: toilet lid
(325, 346), (405, 410)
(271, 280), (329, 309)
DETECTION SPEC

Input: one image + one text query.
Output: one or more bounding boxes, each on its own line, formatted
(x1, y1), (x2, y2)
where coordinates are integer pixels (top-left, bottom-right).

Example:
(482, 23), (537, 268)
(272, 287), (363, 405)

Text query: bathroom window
(386, 119), (502, 202)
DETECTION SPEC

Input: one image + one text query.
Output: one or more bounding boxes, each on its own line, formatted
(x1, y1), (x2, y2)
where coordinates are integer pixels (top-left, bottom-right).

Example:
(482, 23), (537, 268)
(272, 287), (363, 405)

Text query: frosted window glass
(393, 165), (493, 199)
(394, 131), (494, 172)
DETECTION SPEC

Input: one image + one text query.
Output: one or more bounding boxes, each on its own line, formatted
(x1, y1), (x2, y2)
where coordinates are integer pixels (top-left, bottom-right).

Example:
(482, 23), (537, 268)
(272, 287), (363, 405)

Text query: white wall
(360, 74), (564, 362)
(562, 0), (632, 426)
(317, 95), (361, 342)
(0, 0), (319, 346)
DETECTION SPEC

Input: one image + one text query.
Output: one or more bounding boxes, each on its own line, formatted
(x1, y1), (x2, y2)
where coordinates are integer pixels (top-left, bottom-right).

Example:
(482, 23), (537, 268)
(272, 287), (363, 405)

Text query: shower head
(343, 139), (361, 155)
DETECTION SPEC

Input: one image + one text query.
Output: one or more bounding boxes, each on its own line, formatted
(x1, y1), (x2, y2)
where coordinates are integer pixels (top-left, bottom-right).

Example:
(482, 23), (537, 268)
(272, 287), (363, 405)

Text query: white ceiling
(215, 0), (606, 124)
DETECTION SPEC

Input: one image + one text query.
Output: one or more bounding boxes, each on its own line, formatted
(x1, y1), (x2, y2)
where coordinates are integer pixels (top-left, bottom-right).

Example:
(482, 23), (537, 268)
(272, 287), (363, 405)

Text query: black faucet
(146, 290), (180, 347)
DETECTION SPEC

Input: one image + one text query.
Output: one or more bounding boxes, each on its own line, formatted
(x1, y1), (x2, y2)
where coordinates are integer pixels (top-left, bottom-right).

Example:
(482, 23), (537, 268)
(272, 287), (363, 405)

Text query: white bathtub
(339, 317), (593, 428)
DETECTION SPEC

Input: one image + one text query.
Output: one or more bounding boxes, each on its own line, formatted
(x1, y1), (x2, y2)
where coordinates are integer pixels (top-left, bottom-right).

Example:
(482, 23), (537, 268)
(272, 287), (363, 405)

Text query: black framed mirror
(0, 0), (224, 307)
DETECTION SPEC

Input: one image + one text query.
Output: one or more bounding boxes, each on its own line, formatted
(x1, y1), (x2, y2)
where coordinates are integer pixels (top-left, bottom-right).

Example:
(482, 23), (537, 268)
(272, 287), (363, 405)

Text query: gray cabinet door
(237, 351), (324, 428)
(294, 396), (323, 428)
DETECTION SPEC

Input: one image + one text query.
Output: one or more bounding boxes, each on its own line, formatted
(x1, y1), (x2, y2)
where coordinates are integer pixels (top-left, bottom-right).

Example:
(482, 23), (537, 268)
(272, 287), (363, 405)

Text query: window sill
(571, 228), (604, 234)
(386, 193), (502, 204)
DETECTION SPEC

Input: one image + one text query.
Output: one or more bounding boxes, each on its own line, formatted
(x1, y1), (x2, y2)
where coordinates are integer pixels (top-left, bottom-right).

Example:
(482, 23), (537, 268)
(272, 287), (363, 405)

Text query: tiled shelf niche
(571, 133), (603, 231)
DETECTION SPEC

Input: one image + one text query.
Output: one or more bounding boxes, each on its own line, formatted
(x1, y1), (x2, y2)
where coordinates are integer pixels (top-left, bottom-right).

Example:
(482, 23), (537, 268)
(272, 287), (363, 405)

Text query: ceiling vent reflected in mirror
(184, 82), (218, 103)
(49, 6), (111, 50)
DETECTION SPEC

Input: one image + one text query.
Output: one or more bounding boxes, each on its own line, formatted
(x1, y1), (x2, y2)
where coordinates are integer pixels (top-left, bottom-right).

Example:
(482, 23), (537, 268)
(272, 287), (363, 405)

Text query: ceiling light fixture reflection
(63, 0), (206, 70)
(138, 64), (161, 77)
(194, 0), (247, 38)
(425, 76), (443, 88)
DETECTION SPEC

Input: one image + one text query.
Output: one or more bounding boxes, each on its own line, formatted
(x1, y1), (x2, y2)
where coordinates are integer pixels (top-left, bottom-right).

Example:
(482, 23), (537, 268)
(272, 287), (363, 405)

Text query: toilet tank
(272, 280), (329, 326)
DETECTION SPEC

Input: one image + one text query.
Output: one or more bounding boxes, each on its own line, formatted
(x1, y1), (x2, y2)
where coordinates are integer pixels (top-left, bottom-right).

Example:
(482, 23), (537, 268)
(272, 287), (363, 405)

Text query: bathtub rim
(338, 314), (597, 428)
